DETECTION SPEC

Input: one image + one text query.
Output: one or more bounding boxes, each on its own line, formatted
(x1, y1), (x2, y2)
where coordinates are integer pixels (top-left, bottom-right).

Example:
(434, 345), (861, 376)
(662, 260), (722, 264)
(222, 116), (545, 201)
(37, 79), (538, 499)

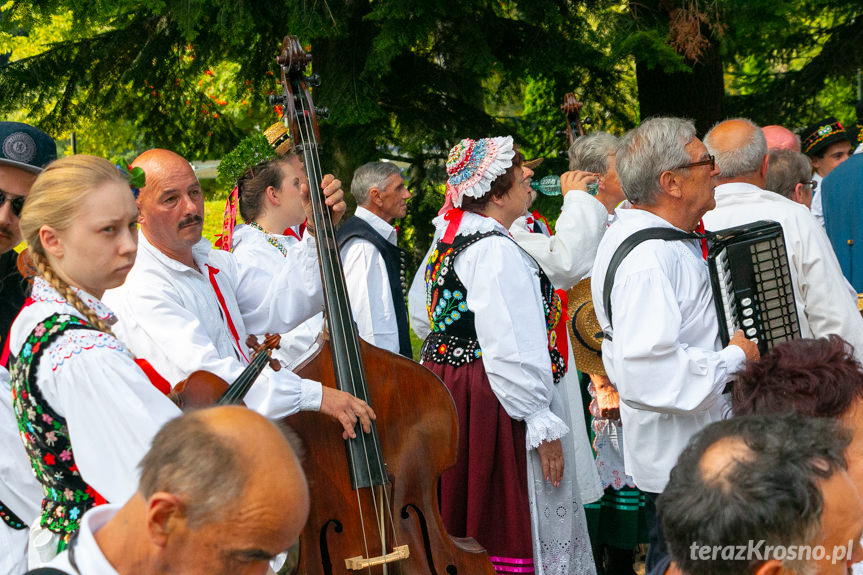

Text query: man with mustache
(103, 149), (375, 437)
(0, 121), (56, 575)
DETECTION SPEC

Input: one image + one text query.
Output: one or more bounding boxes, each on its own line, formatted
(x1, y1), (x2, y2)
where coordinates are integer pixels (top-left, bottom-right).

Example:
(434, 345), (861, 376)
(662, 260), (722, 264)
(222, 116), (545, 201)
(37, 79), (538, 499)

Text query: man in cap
(0, 121), (56, 575)
(800, 117), (854, 229)
(0, 122), (57, 339)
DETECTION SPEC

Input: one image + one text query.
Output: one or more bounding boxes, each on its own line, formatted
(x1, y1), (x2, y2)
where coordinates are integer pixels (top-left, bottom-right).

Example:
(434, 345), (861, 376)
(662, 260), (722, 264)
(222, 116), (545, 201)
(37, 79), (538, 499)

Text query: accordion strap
(603, 227), (705, 331)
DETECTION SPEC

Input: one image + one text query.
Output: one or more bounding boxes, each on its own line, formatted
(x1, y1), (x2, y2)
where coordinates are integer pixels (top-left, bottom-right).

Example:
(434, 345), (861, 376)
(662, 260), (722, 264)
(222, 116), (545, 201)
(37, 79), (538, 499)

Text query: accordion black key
(707, 220), (800, 355)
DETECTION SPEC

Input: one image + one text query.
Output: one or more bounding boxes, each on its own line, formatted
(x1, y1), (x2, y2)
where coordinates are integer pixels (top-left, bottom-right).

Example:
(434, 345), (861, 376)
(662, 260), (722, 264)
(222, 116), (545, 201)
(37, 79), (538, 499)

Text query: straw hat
(263, 122), (293, 156)
(567, 277), (606, 375)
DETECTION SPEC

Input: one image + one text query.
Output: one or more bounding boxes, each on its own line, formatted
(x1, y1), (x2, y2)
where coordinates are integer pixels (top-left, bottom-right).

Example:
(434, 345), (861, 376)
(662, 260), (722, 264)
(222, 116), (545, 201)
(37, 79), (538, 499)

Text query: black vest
(336, 216), (412, 358)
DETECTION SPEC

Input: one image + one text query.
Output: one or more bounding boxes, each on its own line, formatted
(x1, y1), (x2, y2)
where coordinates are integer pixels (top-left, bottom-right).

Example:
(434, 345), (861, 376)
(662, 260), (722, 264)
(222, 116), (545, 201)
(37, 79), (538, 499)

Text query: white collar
(30, 277), (117, 325)
(354, 206), (397, 244)
(63, 504), (122, 575)
(431, 210), (507, 240)
(139, 232), (213, 274)
(714, 181), (765, 196)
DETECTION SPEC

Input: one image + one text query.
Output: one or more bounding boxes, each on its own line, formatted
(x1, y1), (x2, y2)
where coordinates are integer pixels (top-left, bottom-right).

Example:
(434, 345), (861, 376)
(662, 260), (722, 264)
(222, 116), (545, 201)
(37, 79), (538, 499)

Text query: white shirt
(810, 171), (825, 230)
(703, 182), (863, 364)
(341, 207), (402, 354)
(9, 278), (181, 506)
(45, 504), (121, 575)
(509, 190), (609, 291)
(230, 224), (322, 367)
(591, 208), (745, 493)
(103, 234), (322, 419)
(1, 367), (42, 575)
(412, 211), (570, 449)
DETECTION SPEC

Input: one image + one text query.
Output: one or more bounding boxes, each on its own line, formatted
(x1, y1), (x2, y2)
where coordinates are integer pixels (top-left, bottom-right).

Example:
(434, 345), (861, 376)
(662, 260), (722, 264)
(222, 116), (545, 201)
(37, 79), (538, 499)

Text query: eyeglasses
(674, 154), (715, 171)
(0, 190), (26, 218)
(801, 179), (818, 191)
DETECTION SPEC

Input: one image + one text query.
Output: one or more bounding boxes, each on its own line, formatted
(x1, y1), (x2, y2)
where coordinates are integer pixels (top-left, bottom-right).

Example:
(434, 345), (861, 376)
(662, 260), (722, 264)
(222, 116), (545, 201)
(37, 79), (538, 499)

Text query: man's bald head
(704, 118), (768, 184)
(130, 148), (205, 264)
(762, 125), (801, 152)
(138, 406), (309, 529)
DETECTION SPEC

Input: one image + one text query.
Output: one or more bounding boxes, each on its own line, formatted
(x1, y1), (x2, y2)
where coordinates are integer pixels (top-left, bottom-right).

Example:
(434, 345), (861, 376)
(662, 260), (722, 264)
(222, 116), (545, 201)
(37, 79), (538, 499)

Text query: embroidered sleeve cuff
(525, 407), (570, 449)
(299, 378), (323, 411)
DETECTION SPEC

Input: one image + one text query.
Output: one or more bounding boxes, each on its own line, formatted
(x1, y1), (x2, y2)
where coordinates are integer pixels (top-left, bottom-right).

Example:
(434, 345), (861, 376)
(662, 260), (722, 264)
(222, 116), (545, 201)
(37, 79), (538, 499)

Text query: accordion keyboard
(708, 221), (800, 355)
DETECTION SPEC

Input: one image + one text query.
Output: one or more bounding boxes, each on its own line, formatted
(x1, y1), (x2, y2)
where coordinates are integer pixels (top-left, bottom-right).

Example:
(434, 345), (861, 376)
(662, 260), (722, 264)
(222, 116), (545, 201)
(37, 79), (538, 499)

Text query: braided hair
(20, 155), (132, 337)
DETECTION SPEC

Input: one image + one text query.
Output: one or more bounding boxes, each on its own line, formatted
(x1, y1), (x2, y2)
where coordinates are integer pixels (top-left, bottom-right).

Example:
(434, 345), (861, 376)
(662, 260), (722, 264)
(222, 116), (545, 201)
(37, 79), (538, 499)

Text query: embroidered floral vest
(10, 313), (104, 536)
(421, 231), (566, 383)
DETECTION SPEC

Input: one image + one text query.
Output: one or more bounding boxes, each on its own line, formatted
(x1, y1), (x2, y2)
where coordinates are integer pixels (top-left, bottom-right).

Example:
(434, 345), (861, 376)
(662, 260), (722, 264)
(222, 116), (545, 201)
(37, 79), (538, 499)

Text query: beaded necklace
(249, 221), (288, 257)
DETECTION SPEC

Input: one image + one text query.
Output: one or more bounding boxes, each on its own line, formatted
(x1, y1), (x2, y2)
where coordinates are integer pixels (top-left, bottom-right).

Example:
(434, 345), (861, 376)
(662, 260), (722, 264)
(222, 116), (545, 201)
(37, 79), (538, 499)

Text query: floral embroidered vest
(10, 313), (104, 536)
(421, 231), (566, 383)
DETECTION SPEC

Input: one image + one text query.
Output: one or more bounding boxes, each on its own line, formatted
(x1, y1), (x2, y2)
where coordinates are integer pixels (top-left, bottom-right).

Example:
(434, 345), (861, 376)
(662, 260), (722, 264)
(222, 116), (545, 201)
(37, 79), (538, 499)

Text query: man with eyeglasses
(0, 121), (57, 575)
(703, 118), (863, 364)
(590, 117), (759, 575)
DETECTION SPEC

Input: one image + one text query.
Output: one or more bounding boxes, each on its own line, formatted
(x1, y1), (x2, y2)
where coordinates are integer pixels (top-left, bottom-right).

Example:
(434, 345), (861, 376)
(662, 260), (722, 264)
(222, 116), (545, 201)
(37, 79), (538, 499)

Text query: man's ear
(759, 154), (769, 179)
(752, 559), (791, 575)
(659, 170), (683, 200)
(792, 182), (805, 204)
(39, 226), (63, 259)
(146, 492), (185, 548)
(369, 187), (385, 208)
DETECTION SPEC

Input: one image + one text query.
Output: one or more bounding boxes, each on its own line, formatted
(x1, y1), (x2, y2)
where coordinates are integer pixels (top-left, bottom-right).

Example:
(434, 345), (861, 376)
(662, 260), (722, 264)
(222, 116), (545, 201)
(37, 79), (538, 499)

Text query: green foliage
(216, 133), (276, 190)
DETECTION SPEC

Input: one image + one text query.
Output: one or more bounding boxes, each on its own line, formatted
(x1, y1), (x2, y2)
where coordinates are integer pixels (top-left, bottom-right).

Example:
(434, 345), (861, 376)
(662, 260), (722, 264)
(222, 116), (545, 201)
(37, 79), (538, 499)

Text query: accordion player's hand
(729, 329), (760, 363)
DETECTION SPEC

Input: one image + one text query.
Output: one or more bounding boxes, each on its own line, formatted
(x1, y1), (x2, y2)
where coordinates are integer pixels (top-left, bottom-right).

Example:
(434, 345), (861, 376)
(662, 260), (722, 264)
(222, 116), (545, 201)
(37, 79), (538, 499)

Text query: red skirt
(427, 359), (535, 574)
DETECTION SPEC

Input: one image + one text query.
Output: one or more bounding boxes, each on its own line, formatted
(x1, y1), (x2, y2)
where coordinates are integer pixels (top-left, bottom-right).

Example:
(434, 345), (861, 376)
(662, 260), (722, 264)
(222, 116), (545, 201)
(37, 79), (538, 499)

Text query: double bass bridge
(345, 544), (410, 571)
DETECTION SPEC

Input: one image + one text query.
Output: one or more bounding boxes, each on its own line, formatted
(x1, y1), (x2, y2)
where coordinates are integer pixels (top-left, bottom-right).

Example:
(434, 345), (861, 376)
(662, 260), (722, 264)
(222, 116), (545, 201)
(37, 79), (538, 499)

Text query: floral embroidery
(10, 313), (105, 536)
(421, 230), (565, 383)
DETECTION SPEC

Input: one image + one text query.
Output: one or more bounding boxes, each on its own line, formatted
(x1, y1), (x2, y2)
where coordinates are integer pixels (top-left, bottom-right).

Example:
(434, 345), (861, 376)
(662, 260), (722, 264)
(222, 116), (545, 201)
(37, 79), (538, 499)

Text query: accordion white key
(707, 220), (800, 355)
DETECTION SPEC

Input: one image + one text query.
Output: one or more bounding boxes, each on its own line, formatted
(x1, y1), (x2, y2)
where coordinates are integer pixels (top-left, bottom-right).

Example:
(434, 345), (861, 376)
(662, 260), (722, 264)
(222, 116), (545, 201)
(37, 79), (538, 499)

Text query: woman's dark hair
(732, 335), (863, 419)
(236, 154), (296, 223)
(461, 150), (525, 213)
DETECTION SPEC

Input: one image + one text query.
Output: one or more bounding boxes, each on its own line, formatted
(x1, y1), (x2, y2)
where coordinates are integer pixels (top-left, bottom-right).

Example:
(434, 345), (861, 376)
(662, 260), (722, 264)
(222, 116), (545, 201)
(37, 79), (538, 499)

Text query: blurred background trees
(2, 0), (861, 266)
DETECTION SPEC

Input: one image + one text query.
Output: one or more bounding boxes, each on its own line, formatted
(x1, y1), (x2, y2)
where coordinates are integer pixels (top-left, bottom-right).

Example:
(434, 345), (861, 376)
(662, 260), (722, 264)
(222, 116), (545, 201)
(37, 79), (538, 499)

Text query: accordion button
(743, 318), (754, 327)
(746, 328), (757, 337)
(743, 308), (753, 317)
(741, 297), (752, 306)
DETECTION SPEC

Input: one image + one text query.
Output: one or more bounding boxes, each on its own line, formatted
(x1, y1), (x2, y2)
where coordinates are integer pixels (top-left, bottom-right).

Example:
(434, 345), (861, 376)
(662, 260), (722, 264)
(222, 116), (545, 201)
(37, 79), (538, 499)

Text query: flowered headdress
(214, 122), (293, 250)
(439, 136), (516, 215)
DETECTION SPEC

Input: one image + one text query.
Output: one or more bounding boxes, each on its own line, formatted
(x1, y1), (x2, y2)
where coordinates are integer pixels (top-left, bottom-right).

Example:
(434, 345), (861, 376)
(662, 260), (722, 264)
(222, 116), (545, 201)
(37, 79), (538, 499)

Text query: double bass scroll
(276, 34), (497, 574)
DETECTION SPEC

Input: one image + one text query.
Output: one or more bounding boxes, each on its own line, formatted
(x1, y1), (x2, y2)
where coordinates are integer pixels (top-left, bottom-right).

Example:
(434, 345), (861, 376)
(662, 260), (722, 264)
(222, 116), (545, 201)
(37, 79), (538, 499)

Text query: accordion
(707, 220), (800, 355)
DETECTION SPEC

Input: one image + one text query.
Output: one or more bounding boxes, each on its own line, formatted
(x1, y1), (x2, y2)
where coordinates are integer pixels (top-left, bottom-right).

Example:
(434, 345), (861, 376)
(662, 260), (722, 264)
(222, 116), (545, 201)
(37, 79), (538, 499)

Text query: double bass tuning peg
(305, 73), (322, 87)
(315, 107), (330, 120)
(269, 93), (287, 106)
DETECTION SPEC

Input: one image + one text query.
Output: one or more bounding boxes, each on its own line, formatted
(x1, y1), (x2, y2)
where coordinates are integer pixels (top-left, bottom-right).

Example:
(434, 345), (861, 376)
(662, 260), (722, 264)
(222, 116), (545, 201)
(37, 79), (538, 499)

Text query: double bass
(276, 36), (497, 574)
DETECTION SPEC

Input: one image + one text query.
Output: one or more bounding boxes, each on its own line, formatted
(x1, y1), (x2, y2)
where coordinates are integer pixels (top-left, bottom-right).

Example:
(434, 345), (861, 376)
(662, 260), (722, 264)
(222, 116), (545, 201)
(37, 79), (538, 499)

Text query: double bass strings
(292, 77), (402, 566)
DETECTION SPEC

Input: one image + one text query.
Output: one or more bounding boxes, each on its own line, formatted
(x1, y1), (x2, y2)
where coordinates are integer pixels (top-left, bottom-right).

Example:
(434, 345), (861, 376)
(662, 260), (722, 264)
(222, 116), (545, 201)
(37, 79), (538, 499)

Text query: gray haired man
(765, 148), (815, 208)
(336, 162), (413, 357)
(590, 116), (758, 575)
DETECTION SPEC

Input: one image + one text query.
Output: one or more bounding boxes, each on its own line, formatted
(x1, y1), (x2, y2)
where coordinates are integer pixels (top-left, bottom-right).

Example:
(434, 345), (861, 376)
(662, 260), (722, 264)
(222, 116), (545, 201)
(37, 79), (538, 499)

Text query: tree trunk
(632, 1), (725, 136)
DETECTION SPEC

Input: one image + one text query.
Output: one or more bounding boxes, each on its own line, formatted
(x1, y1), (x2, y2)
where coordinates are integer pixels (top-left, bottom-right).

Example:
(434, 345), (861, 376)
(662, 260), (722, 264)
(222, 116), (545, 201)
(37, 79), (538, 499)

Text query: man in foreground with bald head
(38, 406), (309, 575)
(659, 414), (863, 575)
(103, 149), (374, 438)
(702, 118), (863, 363)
